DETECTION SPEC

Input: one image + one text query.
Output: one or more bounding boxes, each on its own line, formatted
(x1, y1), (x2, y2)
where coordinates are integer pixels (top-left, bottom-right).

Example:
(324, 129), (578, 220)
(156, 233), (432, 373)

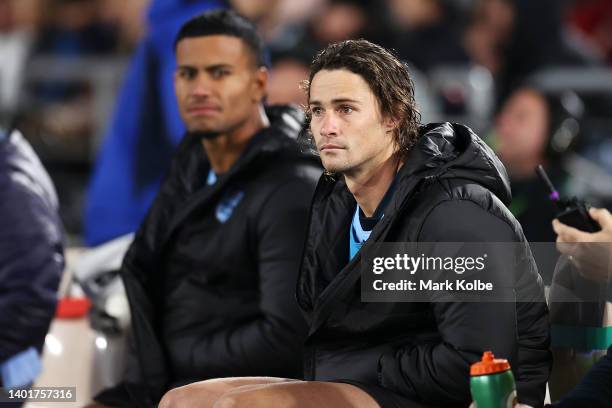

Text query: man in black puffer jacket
(158, 40), (550, 408)
(297, 41), (550, 408)
(294, 120), (551, 408)
(93, 10), (321, 407)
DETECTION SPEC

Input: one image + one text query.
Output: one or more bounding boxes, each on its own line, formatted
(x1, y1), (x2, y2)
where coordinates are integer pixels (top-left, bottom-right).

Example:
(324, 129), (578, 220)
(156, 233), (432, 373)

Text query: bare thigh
(213, 380), (381, 408)
(159, 377), (294, 408)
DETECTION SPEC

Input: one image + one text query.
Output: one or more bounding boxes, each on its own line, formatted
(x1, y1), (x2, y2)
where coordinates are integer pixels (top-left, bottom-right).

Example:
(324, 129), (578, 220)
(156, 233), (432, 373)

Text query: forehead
(309, 69), (374, 103)
(507, 90), (547, 116)
(175, 35), (251, 66)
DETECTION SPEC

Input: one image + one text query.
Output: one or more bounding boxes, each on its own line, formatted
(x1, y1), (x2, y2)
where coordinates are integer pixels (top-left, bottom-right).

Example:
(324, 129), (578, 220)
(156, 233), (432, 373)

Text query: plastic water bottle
(470, 351), (517, 408)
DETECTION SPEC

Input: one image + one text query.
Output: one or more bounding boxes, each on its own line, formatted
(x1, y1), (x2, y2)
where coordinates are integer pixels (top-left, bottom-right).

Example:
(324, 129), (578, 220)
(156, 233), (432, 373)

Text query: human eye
(211, 67), (231, 79)
(338, 105), (354, 114)
(179, 68), (197, 80)
(310, 106), (324, 117)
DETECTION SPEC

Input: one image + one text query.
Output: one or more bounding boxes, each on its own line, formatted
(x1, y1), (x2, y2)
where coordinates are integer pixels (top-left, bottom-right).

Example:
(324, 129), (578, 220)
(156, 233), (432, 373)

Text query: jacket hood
(235, 104), (307, 157)
(263, 104), (304, 145)
(400, 122), (512, 205)
(232, 104), (317, 170)
(171, 104), (313, 193)
(0, 130), (59, 211)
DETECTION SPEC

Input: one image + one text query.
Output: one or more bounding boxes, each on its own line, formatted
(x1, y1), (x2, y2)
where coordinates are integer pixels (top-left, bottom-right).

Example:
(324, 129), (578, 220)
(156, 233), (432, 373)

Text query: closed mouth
(320, 144), (344, 151)
(187, 106), (221, 114)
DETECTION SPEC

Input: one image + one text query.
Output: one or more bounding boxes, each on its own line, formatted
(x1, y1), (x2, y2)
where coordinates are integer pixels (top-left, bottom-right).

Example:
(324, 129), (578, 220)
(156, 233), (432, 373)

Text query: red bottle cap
(470, 351), (511, 376)
(55, 297), (91, 319)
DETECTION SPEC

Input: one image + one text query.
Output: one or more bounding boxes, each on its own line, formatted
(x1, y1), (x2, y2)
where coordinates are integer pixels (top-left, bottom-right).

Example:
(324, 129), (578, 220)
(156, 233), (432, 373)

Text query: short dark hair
(303, 39), (421, 157)
(174, 9), (266, 67)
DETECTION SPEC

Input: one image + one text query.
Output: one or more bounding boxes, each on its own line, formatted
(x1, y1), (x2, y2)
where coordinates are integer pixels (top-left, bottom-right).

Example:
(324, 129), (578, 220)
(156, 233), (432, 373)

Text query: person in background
(567, 0), (612, 66)
(290, 0), (387, 62)
(0, 0), (39, 117)
(0, 128), (64, 403)
(493, 87), (571, 243)
(482, 210), (612, 407)
(463, 0), (515, 78)
(550, 207), (612, 408)
(464, 0), (594, 105)
(84, 0), (223, 246)
(266, 50), (311, 106)
(228, 0), (323, 59)
(92, 10), (320, 407)
(35, 0), (118, 62)
(386, 0), (470, 73)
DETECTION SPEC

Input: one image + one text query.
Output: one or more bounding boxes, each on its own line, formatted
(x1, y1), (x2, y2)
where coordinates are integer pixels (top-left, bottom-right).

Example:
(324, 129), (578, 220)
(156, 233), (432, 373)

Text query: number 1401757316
(1, 387), (76, 402)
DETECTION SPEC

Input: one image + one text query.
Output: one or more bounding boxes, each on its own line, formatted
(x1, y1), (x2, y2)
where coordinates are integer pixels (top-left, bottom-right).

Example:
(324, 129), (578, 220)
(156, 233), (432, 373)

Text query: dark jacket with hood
(96, 106), (321, 407)
(297, 123), (551, 408)
(0, 130), (63, 376)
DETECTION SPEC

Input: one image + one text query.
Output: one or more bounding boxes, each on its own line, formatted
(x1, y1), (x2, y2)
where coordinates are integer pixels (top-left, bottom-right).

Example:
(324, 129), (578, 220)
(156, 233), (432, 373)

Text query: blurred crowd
(1, 0), (611, 243)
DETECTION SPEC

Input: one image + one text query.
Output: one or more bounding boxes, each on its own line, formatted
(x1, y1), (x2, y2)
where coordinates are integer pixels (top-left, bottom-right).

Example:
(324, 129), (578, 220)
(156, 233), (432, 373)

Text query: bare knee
(212, 393), (260, 408)
(160, 378), (289, 408)
(159, 386), (191, 408)
(213, 387), (297, 408)
(211, 394), (238, 408)
(160, 380), (235, 408)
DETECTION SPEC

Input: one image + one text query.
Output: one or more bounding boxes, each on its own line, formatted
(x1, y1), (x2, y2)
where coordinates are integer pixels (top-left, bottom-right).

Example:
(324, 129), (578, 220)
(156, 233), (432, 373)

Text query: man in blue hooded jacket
(0, 129), (64, 401)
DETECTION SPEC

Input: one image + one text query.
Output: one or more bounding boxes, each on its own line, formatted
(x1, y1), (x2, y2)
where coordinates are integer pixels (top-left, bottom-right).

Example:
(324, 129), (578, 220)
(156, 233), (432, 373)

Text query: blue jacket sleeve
(0, 134), (64, 365)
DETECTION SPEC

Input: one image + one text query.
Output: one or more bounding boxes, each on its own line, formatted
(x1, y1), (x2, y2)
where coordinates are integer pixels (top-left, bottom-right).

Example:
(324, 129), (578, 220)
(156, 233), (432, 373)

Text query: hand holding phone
(536, 165), (601, 232)
(552, 207), (612, 283)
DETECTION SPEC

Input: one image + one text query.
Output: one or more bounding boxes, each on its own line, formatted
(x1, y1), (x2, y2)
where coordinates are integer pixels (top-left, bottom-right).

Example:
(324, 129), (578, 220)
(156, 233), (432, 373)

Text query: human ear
(383, 115), (399, 134)
(252, 67), (268, 102)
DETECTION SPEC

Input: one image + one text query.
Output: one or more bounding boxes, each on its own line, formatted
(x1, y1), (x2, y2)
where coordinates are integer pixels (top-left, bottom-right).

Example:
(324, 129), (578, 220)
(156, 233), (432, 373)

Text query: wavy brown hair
(301, 39), (421, 158)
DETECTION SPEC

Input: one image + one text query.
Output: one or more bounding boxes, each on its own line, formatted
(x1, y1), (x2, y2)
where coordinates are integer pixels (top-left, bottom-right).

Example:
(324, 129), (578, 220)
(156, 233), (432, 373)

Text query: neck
(345, 152), (402, 217)
(507, 155), (545, 181)
(202, 105), (269, 174)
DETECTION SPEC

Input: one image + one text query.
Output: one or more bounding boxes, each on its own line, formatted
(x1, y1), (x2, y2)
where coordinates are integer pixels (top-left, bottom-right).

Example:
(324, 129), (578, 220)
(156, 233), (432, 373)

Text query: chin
(187, 122), (217, 133)
(192, 127), (218, 134)
(186, 129), (222, 140)
(187, 116), (222, 130)
(322, 161), (351, 175)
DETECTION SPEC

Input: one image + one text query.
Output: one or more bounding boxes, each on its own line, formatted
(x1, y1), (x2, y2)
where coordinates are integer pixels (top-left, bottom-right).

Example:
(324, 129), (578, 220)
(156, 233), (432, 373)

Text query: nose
(318, 111), (339, 138)
(191, 74), (213, 98)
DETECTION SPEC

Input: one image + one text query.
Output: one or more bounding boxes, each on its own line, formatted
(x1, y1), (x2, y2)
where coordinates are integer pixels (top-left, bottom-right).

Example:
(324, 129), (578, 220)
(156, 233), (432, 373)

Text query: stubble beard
(186, 129), (223, 140)
(322, 154), (353, 176)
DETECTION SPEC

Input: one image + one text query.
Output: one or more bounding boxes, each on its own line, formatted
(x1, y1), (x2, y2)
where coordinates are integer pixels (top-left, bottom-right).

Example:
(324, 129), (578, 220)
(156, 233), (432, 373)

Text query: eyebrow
(176, 63), (234, 71)
(309, 98), (361, 106)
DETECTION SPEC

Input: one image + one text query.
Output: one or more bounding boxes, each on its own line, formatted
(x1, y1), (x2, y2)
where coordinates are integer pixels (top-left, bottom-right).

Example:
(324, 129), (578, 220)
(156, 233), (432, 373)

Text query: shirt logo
(216, 190), (245, 223)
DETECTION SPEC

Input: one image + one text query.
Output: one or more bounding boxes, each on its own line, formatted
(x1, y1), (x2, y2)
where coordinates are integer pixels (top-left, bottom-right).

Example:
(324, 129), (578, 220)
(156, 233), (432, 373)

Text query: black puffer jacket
(97, 106), (321, 407)
(297, 123), (551, 408)
(0, 130), (63, 371)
